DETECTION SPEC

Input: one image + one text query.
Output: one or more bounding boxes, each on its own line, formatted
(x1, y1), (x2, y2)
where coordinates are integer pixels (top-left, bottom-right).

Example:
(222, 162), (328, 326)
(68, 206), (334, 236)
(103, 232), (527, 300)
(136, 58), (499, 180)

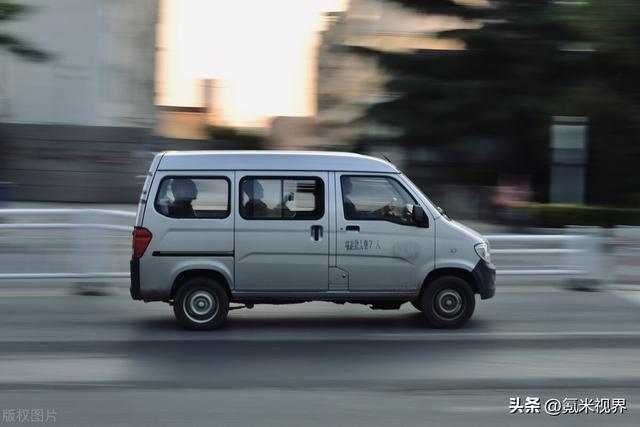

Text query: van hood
(437, 217), (487, 245)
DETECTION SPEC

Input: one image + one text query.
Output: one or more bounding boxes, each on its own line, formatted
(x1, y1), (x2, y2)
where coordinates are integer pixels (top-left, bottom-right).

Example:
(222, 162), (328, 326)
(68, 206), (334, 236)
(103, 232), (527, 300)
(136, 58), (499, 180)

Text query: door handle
(346, 225), (360, 232)
(310, 225), (323, 241)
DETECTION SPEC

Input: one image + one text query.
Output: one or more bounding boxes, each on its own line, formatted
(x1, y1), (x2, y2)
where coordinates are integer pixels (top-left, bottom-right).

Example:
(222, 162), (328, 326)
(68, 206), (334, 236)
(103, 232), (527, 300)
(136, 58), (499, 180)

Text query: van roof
(157, 151), (400, 173)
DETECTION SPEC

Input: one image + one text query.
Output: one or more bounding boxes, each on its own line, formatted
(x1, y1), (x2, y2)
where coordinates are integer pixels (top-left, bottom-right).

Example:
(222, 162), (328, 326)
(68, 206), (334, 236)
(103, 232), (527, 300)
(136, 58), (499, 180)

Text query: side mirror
(412, 205), (429, 228)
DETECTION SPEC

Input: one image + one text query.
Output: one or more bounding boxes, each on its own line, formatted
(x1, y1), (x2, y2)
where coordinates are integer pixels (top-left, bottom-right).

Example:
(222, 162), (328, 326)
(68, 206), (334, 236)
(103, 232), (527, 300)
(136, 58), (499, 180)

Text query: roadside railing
(0, 209), (135, 280)
(0, 208), (635, 286)
(486, 234), (590, 276)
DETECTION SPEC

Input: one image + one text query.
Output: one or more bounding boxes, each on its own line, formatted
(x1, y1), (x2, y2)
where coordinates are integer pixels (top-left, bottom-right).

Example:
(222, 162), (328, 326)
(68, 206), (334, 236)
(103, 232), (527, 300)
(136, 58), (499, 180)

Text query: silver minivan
(131, 151), (495, 330)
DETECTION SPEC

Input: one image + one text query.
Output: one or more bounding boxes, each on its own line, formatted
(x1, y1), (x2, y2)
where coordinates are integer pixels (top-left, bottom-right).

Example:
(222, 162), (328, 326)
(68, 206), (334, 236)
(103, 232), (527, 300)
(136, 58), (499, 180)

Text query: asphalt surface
(1, 285), (639, 426)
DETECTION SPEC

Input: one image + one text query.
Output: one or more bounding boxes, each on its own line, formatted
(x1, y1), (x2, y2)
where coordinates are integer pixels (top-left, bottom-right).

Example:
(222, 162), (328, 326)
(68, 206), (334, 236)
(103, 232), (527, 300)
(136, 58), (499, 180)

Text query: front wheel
(173, 278), (229, 330)
(421, 276), (475, 329)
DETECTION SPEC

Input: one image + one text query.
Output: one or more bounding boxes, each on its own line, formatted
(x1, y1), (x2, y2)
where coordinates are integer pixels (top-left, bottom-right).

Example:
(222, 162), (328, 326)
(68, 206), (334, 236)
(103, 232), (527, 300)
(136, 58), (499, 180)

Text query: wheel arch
(170, 269), (232, 300)
(420, 267), (479, 298)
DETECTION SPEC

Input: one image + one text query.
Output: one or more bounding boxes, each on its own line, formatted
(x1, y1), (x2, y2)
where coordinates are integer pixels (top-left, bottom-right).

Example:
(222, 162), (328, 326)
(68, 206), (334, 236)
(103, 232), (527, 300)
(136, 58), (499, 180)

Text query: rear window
(154, 177), (230, 219)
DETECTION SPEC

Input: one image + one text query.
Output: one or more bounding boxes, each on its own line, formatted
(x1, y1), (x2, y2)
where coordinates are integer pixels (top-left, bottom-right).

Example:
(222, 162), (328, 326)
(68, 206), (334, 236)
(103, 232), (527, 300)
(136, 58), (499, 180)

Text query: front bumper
(472, 259), (496, 299)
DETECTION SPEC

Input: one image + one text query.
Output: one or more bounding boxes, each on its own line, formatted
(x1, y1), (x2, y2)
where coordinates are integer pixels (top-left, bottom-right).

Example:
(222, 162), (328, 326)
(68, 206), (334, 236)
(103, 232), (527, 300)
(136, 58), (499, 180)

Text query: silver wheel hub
(184, 290), (218, 323)
(434, 289), (463, 319)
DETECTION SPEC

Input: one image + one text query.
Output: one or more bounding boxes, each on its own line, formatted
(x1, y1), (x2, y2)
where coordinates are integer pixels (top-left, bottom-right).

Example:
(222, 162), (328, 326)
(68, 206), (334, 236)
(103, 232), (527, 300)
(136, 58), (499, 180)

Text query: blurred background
(0, 0), (638, 226)
(1, 1), (640, 426)
(1, 0), (639, 284)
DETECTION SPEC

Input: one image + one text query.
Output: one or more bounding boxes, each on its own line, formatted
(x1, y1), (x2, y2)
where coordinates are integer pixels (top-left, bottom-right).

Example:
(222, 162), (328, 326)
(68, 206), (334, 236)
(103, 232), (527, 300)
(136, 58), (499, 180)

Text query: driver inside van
(342, 178), (358, 219)
(342, 177), (406, 221)
(169, 178), (198, 218)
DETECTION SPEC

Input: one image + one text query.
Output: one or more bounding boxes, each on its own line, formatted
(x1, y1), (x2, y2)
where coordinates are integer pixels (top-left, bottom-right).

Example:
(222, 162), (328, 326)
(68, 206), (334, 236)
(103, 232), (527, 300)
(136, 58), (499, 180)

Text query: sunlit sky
(158, 0), (348, 127)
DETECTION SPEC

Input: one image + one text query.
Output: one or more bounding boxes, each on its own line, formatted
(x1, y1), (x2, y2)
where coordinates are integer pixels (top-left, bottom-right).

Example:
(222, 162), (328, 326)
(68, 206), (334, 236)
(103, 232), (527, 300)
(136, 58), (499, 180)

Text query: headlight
(474, 242), (491, 262)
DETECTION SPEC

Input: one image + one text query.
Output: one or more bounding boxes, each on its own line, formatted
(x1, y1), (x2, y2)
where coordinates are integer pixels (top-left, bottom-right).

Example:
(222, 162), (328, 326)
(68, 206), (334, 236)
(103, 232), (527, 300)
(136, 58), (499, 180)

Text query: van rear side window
(240, 177), (324, 220)
(154, 177), (230, 219)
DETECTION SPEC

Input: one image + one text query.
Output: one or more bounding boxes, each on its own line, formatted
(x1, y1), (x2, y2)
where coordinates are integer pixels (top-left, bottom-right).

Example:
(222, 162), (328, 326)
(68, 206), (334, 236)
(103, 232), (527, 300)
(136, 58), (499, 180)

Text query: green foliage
(357, 0), (640, 206)
(364, 0), (570, 143)
(205, 125), (265, 149)
(0, 1), (50, 61)
(522, 203), (640, 228)
(556, 0), (640, 206)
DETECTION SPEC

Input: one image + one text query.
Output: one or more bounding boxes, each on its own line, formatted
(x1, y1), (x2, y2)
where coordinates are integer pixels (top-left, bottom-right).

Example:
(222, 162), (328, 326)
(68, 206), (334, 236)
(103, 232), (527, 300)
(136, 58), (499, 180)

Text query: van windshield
(399, 173), (449, 220)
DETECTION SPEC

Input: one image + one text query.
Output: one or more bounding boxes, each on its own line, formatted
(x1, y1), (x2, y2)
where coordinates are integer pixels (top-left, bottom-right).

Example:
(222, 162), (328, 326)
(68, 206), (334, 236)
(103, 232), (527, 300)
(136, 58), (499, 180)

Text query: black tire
(173, 278), (229, 330)
(410, 300), (423, 311)
(420, 276), (475, 329)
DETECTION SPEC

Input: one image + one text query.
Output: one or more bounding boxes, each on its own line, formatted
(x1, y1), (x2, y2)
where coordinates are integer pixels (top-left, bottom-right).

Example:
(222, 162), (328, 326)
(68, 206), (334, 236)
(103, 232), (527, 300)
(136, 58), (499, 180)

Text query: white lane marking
(0, 292), (70, 297)
(445, 406), (505, 413)
(0, 358), (134, 383)
(444, 404), (640, 413)
(0, 330), (638, 344)
(370, 331), (640, 340)
(0, 290), (129, 297)
(610, 290), (640, 306)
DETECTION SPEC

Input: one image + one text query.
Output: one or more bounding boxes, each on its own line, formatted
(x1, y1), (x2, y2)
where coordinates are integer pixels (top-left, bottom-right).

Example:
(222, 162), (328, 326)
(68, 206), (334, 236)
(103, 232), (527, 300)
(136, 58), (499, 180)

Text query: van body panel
(328, 267), (349, 290)
(137, 257), (234, 300)
(167, 257), (235, 291)
(230, 290), (418, 302)
(334, 172), (436, 292)
(434, 257), (478, 272)
(233, 171), (330, 292)
(135, 152), (165, 227)
(141, 171), (234, 252)
(158, 151), (399, 174)
(137, 170), (235, 299)
(434, 216), (486, 271)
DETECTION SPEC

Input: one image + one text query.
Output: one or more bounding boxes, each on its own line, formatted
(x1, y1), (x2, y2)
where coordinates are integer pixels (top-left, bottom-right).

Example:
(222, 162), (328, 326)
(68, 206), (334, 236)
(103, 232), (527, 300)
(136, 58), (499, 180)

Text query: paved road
(0, 286), (639, 426)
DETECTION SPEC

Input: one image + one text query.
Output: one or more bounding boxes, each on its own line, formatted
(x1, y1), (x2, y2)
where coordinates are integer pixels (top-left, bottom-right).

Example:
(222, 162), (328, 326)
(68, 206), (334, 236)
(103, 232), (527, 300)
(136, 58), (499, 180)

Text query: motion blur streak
(1, 291), (640, 426)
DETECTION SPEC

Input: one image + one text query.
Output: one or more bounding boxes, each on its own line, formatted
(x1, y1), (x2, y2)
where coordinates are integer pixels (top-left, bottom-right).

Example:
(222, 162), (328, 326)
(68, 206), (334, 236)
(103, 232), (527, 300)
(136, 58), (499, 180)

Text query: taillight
(132, 227), (152, 258)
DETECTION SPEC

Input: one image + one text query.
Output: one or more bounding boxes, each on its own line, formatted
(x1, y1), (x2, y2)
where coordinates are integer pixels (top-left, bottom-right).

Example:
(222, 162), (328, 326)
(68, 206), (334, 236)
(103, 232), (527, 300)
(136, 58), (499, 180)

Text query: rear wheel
(421, 276), (475, 329)
(173, 278), (229, 330)
(410, 300), (422, 311)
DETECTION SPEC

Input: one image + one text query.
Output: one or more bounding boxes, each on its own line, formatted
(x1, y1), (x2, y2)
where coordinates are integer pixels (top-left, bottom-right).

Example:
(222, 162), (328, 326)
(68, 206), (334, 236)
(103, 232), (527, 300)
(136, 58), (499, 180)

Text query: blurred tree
(0, 1), (50, 61)
(559, 0), (640, 206)
(355, 0), (582, 200)
(205, 125), (265, 150)
(357, 0), (640, 205)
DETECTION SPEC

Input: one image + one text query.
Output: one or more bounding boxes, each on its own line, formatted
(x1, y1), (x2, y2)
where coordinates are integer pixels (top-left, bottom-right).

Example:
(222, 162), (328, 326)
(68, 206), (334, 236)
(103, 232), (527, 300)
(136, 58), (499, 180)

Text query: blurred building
(156, 106), (209, 140)
(0, 0), (157, 127)
(155, 79), (219, 140)
(0, 0), (159, 203)
(269, 116), (319, 150)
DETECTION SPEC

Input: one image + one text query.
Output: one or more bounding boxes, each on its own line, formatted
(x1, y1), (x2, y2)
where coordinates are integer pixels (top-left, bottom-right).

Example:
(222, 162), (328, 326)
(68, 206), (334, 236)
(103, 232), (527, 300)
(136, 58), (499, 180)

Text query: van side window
(341, 176), (417, 225)
(240, 177), (324, 220)
(155, 177), (230, 219)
